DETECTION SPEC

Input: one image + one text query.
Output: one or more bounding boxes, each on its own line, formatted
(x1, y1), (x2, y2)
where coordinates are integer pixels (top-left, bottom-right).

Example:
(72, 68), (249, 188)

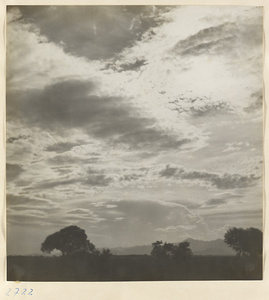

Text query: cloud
(169, 95), (233, 118)
(7, 194), (57, 209)
(48, 153), (97, 166)
(31, 178), (80, 190)
(84, 174), (113, 187)
(17, 6), (173, 60)
(106, 59), (148, 73)
(7, 135), (29, 144)
(155, 224), (197, 232)
(244, 90), (263, 113)
(205, 198), (227, 206)
(6, 164), (24, 182)
(160, 164), (260, 190)
(46, 142), (78, 153)
(120, 174), (144, 182)
(84, 199), (205, 246)
(203, 209), (262, 221)
(172, 19), (262, 59)
(7, 79), (190, 151)
(117, 128), (190, 150)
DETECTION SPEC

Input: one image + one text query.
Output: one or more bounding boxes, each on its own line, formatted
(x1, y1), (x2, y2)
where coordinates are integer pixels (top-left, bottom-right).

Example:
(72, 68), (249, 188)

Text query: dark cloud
(172, 20), (262, 58)
(244, 90), (263, 113)
(6, 163), (24, 181)
(84, 168), (113, 186)
(120, 59), (147, 71)
(169, 96), (232, 117)
(120, 174), (143, 181)
(46, 142), (78, 153)
(205, 198), (227, 206)
(7, 79), (190, 150)
(48, 154), (98, 166)
(84, 174), (113, 187)
(116, 128), (190, 150)
(160, 165), (260, 190)
(32, 178), (80, 190)
(107, 59), (148, 73)
(7, 135), (29, 144)
(17, 6), (173, 60)
(159, 165), (178, 177)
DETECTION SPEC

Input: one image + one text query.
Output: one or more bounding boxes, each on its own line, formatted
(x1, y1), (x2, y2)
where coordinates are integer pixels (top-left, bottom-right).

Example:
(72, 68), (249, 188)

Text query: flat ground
(7, 255), (262, 281)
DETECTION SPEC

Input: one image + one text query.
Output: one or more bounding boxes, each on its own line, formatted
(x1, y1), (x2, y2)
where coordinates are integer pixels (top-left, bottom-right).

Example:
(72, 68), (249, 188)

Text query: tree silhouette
(224, 227), (262, 257)
(41, 225), (97, 256)
(151, 240), (193, 260)
(173, 241), (193, 261)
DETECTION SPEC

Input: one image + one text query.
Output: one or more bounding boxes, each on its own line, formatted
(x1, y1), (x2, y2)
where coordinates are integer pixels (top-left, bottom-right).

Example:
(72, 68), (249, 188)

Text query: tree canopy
(151, 240), (193, 260)
(224, 227), (262, 257)
(41, 225), (99, 256)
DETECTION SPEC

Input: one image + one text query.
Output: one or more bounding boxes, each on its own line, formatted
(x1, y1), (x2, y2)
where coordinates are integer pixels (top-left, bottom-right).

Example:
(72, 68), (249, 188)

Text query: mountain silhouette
(110, 239), (235, 256)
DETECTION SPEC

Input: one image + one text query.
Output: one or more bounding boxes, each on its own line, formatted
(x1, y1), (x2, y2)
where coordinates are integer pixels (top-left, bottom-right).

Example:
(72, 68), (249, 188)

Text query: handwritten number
(14, 288), (19, 297)
(28, 289), (33, 296)
(5, 288), (33, 297)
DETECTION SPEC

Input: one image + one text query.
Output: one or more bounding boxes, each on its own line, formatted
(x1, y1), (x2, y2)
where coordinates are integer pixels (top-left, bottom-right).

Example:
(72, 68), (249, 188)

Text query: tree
(151, 240), (193, 260)
(41, 225), (97, 256)
(173, 241), (193, 261)
(224, 227), (262, 257)
(151, 241), (171, 258)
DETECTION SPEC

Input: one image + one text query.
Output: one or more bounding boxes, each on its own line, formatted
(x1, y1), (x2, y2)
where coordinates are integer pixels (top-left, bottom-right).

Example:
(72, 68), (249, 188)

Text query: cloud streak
(160, 164), (260, 190)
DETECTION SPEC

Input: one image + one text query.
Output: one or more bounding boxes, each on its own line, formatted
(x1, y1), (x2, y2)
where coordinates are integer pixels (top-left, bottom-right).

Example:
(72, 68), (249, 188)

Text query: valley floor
(7, 254), (262, 281)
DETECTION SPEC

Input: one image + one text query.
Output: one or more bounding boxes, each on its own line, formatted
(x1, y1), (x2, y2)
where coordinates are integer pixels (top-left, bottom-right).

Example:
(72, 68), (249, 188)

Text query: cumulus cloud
(169, 95), (233, 118)
(160, 164), (260, 189)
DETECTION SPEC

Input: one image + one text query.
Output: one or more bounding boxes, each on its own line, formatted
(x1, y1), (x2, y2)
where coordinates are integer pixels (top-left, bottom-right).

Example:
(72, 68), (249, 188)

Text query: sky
(6, 5), (263, 255)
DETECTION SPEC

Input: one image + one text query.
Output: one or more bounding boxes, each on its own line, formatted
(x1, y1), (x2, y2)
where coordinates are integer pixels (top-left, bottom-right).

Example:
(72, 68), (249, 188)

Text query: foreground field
(7, 254), (262, 281)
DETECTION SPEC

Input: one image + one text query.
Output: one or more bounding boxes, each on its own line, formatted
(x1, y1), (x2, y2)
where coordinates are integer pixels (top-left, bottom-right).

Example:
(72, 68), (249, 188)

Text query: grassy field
(7, 254), (262, 281)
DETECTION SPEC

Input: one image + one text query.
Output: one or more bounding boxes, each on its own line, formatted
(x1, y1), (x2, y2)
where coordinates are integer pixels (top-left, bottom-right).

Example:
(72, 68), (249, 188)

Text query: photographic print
(6, 5), (263, 281)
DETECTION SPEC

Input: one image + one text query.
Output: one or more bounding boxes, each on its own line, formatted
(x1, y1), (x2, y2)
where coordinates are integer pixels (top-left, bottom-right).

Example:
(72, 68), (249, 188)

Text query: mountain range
(110, 238), (235, 256)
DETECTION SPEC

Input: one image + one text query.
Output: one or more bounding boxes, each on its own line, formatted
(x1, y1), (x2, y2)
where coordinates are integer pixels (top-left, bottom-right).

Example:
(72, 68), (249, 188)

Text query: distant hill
(186, 238), (234, 256)
(110, 239), (235, 256)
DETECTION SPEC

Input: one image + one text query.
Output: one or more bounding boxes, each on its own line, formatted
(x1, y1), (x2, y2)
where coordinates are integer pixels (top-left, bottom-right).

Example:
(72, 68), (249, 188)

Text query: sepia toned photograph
(6, 5), (263, 281)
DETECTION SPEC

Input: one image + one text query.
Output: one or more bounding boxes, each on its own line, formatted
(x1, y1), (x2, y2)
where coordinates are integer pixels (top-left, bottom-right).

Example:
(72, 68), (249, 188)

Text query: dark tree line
(151, 240), (193, 261)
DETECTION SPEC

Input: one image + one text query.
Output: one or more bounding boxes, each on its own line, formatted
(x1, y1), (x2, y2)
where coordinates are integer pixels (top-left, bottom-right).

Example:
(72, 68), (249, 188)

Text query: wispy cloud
(160, 164), (261, 189)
